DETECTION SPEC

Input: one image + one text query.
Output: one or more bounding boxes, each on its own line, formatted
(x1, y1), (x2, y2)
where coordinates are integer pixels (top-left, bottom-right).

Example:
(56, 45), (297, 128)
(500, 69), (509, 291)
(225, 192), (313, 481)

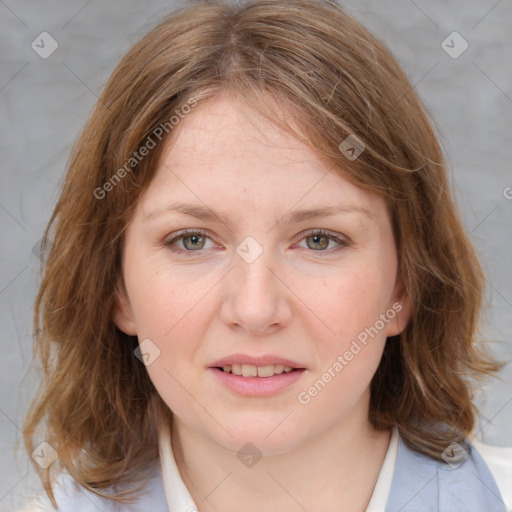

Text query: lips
(208, 354), (306, 396)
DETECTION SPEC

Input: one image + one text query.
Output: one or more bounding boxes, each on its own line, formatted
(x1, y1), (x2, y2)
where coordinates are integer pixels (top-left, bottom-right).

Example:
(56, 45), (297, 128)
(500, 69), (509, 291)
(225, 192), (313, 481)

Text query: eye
(163, 228), (350, 257)
(297, 229), (350, 253)
(164, 230), (216, 256)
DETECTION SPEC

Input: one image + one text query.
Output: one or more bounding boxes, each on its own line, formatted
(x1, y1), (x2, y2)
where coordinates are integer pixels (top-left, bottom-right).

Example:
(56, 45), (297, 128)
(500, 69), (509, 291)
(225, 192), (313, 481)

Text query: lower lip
(209, 368), (306, 397)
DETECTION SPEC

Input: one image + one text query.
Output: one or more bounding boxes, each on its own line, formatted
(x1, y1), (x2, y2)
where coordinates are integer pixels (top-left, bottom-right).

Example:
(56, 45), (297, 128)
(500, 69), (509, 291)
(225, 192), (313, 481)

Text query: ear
(385, 278), (413, 337)
(112, 279), (137, 336)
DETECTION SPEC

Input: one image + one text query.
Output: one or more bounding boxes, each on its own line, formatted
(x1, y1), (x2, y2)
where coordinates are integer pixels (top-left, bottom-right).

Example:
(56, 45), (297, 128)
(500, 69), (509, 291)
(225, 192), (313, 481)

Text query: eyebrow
(144, 201), (373, 225)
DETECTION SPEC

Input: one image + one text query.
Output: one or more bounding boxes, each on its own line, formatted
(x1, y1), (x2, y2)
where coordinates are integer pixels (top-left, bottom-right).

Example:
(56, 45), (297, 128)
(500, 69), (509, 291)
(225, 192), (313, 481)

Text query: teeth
(241, 364), (257, 377)
(220, 363), (296, 377)
(257, 365), (275, 377)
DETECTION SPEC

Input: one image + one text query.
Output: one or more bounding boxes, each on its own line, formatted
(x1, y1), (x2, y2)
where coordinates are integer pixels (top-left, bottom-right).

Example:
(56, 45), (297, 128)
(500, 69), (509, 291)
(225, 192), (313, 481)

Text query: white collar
(158, 416), (399, 512)
(158, 414), (197, 510)
(365, 425), (399, 511)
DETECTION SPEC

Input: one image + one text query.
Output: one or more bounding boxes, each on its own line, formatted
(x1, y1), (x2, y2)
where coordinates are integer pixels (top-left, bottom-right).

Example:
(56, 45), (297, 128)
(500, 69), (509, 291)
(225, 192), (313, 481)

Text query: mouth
(208, 356), (306, 396)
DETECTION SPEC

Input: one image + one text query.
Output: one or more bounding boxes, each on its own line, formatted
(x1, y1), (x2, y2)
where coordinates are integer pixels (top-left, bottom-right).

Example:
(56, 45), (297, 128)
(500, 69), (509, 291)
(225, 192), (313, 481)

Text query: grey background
(1, 0), (511, 510)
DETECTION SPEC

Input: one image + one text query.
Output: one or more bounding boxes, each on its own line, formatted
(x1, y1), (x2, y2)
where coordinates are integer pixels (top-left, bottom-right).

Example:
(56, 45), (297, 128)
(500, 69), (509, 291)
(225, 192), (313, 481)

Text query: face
(114, 94), (411, 454)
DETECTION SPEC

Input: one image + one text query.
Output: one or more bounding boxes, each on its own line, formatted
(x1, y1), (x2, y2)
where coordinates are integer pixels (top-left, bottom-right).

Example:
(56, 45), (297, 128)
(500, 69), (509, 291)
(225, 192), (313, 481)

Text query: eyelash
(163, 229), (351, 257)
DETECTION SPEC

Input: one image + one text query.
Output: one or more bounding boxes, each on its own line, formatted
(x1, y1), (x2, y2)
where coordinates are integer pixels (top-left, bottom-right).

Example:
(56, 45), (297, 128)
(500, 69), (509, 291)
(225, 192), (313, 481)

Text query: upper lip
(209, 354), (305, 369)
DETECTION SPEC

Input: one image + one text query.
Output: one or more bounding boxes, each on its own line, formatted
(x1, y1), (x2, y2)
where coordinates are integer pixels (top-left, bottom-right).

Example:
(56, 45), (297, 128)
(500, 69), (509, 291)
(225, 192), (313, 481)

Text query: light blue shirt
(386, 434), (508, 511)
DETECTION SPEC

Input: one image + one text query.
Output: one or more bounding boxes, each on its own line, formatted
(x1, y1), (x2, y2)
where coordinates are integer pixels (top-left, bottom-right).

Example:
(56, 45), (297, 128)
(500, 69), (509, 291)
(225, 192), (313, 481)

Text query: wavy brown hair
(23, 0), (502, 505)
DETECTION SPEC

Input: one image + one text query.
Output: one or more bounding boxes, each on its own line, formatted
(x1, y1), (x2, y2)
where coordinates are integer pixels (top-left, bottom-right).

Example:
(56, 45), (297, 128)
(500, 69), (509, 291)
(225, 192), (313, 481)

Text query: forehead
(140, 95), (385, 221)
(160, 94), (323, 172)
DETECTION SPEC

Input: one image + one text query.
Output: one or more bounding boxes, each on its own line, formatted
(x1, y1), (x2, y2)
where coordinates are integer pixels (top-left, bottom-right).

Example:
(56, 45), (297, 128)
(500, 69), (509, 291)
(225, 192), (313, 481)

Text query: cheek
(296, 272), (389, 414)
(294, 262), (393, 405)
(306, 264), (394, 348)
(126, 265), (216, 417)
(125, 252), (214, 344)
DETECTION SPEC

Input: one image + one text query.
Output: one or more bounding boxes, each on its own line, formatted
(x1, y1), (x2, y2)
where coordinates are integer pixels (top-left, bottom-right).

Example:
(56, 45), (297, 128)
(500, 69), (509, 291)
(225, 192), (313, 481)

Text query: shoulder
(20, 462), (168, 512)
(386, 433), (511, 512)
(471, 437), (512, 511)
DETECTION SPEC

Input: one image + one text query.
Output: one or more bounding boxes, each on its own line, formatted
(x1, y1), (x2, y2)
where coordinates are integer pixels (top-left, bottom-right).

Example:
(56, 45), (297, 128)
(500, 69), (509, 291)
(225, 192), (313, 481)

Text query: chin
(206, 414), (306, 456)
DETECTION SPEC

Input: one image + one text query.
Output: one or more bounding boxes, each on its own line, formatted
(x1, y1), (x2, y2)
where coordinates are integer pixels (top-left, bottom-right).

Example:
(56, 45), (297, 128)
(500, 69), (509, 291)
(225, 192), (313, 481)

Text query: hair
(23, 0), (502, 506)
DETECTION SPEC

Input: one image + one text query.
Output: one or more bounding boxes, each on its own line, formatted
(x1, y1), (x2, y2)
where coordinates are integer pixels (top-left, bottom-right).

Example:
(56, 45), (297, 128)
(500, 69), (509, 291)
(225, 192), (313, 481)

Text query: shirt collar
(366, 425), (399, 511)
(158, 412), (197, 511)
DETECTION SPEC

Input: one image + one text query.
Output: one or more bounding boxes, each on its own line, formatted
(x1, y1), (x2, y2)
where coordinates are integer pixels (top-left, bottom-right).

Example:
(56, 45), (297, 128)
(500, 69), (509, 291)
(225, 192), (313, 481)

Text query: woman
(22, 1), (511, 510)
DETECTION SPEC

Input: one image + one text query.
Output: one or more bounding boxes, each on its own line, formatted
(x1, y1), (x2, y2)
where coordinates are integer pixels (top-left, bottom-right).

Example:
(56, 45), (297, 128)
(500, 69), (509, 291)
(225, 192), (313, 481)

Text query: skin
(114, 93), (412, 512)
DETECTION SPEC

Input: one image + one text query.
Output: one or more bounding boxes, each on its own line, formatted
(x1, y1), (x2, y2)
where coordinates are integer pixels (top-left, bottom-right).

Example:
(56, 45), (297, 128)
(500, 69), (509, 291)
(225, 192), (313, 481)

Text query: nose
(220, 242), (293, 336)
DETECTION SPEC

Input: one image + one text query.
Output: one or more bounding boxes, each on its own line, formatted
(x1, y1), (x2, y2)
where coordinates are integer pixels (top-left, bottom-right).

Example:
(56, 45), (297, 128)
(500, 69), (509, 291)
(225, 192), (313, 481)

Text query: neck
(169, 402), (391, 512)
